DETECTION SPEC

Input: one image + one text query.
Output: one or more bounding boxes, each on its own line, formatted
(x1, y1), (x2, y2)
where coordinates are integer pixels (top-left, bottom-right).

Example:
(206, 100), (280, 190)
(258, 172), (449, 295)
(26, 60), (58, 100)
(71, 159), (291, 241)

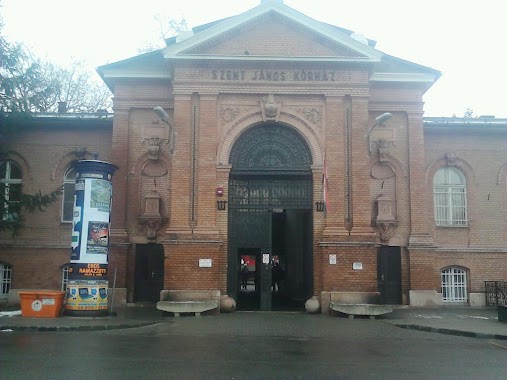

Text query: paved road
(1, 313), (506, 379)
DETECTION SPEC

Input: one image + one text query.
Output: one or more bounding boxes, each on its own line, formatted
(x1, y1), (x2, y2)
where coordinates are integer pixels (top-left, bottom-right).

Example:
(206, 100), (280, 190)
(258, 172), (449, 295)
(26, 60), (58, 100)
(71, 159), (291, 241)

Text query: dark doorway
(232, 208), (312, 312)
(134, 244), (164, 302)
(227, 123), (314, 311)
(377, 246), (402, 304)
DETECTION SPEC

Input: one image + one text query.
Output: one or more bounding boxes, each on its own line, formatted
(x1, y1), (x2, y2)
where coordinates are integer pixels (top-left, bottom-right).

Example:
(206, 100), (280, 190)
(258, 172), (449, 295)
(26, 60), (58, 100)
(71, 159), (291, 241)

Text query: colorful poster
(90, 179), (111, 212)
(66, 279), (108, 311)
(86, 221), (109, 255)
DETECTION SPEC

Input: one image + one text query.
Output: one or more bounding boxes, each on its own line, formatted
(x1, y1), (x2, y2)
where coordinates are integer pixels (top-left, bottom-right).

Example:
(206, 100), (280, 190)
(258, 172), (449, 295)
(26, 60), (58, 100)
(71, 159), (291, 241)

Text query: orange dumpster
(18, 291), (66, 318)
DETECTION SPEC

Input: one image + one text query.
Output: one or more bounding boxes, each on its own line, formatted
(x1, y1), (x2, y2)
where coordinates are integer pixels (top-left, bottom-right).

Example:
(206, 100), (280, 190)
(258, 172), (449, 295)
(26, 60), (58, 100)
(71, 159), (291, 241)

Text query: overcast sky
(2, 0), (506, 117)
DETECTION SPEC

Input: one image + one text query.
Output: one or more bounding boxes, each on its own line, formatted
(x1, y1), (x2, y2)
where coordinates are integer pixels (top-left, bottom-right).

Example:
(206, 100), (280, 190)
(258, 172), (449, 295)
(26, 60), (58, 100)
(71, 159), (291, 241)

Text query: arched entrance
(227, 123), (313, 311)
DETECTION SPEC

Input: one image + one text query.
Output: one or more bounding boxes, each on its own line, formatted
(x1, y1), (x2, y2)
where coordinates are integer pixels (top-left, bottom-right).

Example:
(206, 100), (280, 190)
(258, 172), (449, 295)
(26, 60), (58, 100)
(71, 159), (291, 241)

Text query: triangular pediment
(163, 1), (382, 63)
(184, 12), (363, 59)
(97, 1), (440, 90)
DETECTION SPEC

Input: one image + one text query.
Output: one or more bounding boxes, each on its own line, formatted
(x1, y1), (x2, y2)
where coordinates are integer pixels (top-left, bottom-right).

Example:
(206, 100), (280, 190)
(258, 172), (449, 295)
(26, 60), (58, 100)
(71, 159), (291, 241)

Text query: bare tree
(138, 15), (189, 54)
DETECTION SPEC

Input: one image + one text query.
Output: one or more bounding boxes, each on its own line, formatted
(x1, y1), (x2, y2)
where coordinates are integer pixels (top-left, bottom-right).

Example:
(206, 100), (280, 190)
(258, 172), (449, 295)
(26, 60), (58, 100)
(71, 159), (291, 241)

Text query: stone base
(157, 300), (219, 317)
(330, 303), (393, 319)
(409, 290), (443, 307)
(469, 293), (486, 307)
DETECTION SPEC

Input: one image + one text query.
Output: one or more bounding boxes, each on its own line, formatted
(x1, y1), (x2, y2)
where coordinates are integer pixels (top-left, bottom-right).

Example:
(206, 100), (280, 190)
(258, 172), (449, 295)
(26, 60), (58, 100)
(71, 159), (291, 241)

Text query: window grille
(0, 264), (12, 298)
(62, 166), (76, 222)
(441, 267), (468, 303)
(61, 265), (70, 291)
(1, 161), (22, 221)
(433, 167), (467, 226)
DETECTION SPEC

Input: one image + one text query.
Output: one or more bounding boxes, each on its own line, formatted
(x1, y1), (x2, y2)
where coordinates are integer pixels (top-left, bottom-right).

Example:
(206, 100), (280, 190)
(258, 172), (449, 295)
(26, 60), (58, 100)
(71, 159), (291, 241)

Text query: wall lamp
(367, 112), (392, 156)
(315, 201), (325, 212)
(217, 200), (228, 211)
(153, 106), (175, 154)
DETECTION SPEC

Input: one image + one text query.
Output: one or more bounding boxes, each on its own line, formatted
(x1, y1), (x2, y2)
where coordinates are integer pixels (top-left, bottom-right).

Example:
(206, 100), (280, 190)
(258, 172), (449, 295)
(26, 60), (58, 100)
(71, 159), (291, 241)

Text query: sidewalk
(1, 304), (506, 339)
(382, 306), (507, 340)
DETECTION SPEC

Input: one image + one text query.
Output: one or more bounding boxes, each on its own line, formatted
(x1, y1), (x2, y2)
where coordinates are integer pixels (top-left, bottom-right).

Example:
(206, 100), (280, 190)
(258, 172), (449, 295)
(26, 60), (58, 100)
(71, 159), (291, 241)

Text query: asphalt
(1, 304), (506, 340)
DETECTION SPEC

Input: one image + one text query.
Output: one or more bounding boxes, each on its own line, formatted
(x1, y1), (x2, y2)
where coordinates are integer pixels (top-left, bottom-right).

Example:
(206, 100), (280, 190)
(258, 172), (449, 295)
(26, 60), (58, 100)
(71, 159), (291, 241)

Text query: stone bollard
(305, 297), (320, 314)
(220, 295), (237, 313)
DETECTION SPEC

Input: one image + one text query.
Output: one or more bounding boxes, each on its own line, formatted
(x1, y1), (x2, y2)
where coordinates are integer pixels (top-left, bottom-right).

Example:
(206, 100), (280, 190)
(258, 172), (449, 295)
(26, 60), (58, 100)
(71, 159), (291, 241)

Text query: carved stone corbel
(138, 217), (166, 241)
(374, 195), (398, 242)
(138, 191), (167, 241)
(444, 153), (457, 166)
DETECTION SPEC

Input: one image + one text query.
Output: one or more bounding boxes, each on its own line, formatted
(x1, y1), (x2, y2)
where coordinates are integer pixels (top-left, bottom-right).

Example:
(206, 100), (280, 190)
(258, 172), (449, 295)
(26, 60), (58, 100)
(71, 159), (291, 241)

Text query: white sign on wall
(329, 254), (337, 265)
(352, 262), (363, 270)
(199, 259), (212, 268)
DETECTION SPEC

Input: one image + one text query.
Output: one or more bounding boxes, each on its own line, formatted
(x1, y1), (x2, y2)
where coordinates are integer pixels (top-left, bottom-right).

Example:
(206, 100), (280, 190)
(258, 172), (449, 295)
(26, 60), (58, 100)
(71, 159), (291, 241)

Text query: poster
(90, 179), (111, 212)
(66, 279), (108, 311)
(86, 221), (109, 255)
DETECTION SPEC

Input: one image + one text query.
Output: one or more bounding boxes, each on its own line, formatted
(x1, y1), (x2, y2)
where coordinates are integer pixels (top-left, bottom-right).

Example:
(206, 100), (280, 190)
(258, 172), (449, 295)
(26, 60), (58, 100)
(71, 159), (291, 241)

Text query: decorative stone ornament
(444, 152), (457, 166)
(377, 139), (391, 162)
(260, 94), (281, 122)
(138, 191), (166, 241)
(374, 195), (398, 242)
(143, 137), (170, 161)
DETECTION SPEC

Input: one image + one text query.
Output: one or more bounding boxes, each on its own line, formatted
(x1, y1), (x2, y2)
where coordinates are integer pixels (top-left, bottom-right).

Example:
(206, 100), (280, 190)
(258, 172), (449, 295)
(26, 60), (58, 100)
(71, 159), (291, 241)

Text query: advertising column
(65, 160), (118, 317)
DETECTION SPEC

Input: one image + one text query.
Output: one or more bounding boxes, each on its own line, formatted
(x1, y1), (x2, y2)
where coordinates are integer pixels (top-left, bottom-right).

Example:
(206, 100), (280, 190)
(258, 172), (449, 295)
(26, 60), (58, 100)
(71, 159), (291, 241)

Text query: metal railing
(484, 281), (507, 306)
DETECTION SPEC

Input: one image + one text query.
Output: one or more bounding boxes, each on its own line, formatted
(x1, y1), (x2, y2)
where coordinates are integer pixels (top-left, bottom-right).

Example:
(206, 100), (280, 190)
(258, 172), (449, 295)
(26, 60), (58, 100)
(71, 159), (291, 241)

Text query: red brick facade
(1, 1), (506, 309)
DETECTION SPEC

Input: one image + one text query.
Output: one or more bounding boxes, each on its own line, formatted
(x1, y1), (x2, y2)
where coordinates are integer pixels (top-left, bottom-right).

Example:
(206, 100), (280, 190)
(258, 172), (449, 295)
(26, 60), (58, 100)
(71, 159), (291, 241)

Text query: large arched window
(0, 161), (22, 221)
(433, 167), (467, 226)
(61, 166), (76, 222)
(441, 267), (468, 303)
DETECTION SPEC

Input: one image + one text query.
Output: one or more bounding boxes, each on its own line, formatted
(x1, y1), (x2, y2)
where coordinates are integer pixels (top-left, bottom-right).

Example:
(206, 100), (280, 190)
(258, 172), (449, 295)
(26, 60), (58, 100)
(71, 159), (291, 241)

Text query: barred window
(433, 167), (467, 226)
(1, 161), (22, 221)
(441, 267), (468, 303)
(61, 166), (76, 222)
(0, 263), (12, 298)
(61, 265), (70, 291)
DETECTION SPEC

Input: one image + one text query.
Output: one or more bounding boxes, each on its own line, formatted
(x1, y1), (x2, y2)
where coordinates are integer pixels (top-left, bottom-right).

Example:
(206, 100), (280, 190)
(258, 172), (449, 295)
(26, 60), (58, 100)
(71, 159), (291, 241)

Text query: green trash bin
(498, 305), (507, 323)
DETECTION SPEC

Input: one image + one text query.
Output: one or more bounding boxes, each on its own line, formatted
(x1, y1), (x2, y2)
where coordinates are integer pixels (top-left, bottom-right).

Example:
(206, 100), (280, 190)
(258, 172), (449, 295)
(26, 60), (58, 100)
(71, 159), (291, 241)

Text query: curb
(0, 321), (160, 332)
(392, 323), (507, 340)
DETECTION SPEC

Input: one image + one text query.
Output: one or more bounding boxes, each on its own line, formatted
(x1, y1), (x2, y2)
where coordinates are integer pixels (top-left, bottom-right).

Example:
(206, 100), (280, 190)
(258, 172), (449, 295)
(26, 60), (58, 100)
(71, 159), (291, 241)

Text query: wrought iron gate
(227, 177), (312, 309)
(227, 123), (314, 310)
(485, 281), (507, 306)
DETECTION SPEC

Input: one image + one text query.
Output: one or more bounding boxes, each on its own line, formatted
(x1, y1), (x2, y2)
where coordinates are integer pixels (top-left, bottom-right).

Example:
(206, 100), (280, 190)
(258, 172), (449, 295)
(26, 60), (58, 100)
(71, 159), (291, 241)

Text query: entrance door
(228, 207), (272, 310)
(377, 246), (402, 304)
(227, 123), (314, 311)
(134, 244), (164, 302)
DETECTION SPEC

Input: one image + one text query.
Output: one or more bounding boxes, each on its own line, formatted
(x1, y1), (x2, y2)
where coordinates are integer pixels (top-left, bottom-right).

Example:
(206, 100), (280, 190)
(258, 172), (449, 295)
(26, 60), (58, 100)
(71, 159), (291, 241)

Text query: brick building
(1, 0), (506, 310)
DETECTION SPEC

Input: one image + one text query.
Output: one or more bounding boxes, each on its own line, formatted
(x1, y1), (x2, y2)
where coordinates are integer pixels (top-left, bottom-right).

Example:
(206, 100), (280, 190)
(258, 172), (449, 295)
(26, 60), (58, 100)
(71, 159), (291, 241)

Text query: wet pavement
(1, 304), (506, 340)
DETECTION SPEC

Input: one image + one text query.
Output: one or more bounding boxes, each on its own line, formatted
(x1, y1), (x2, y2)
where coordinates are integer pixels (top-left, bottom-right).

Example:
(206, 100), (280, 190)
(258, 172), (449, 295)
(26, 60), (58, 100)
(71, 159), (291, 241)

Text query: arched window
(433, 167), (467, 226)
(0, 161), (22, 221)
(441, 267), (468, 303)
(61, 166), (76, 222)
(0, 263), (12, 298)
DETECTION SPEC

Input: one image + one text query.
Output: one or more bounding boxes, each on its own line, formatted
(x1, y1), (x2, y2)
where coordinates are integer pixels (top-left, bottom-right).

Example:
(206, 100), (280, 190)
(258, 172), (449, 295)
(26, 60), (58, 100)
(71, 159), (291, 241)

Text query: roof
(97, 0), (440, 91)
(4, 112), (114, 128)
(423, 116), (507, 129)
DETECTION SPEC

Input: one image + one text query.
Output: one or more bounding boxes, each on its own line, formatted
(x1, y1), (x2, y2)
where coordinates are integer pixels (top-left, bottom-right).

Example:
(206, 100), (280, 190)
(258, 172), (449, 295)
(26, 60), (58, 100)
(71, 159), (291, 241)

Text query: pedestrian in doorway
(240, 264), (249, 289)
(272, 262), (285, 292)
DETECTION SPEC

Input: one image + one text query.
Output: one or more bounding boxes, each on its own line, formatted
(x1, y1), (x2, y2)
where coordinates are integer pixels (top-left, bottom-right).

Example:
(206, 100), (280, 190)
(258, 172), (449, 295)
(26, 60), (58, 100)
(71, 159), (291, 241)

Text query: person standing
(271, 262), (285, 292)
